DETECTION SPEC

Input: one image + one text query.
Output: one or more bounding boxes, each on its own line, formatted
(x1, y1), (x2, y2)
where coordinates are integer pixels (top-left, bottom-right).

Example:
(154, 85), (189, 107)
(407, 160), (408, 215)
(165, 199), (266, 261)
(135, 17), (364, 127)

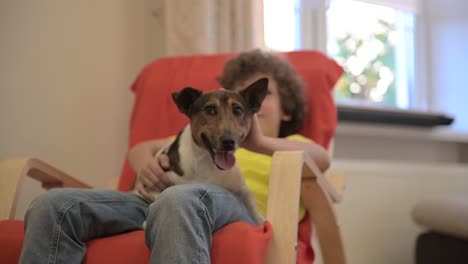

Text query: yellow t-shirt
(235, 134), (312, 221)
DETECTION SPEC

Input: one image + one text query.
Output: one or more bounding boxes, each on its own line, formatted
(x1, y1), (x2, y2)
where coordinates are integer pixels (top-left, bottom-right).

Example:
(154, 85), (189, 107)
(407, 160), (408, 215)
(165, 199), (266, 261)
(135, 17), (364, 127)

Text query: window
(264, 0), (301, 51)
(263, 0), (422, 110)
(327, 0), (415, 108)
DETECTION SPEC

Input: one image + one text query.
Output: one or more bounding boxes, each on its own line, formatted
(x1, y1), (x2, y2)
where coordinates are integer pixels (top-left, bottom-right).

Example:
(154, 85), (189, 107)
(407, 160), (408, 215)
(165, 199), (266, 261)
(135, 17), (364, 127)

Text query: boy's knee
(146, 184), (216, 217)
(152, 185), (204, 208)
(144, 184), (215, 246)
(30, 189), (61, 208)
(26, 189), (76, 217)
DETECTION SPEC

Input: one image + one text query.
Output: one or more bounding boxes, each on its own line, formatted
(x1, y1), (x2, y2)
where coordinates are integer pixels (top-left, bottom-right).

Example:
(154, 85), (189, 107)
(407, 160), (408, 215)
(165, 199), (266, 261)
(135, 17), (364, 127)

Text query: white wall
(426, 0), (468, 131)
(0, 1), (147, 202)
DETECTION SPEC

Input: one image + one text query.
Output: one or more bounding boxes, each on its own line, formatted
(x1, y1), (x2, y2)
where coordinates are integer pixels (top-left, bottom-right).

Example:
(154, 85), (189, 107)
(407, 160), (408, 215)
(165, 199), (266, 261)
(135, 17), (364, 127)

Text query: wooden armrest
(325, 170), (345, 201)
(0, 158), (92, 220)
(265, 151), (346, 264)
(302, 153), (346, 264)
(303, 154), (343, 203)
(265, 151), (303, 264)
(24, 158), (92, 189)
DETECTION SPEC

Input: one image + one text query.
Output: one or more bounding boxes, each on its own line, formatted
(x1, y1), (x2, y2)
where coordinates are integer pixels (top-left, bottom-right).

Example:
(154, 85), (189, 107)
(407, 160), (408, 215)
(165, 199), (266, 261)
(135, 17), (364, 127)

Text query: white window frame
(298, 0), (429, 111)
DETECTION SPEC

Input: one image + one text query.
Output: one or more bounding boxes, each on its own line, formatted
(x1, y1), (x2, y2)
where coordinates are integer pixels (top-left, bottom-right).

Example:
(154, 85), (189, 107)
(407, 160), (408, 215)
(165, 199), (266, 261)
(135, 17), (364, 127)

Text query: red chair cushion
(0, 217), (314, 263)
(0, 221), (24, 264)
(0, 220), (271, 264)
(84, 222), (272, 264)
(211, 221), (272, 263)
(84, 231), (150, 264)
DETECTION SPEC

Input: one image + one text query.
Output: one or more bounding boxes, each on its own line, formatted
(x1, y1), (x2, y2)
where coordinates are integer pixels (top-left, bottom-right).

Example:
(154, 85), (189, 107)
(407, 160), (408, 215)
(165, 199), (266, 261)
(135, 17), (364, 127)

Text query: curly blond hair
(217, 49), (306, 137)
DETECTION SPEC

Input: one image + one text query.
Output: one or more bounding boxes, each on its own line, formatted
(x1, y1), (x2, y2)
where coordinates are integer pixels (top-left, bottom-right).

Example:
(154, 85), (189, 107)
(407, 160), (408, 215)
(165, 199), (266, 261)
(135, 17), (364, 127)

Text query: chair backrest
(118, 50), (344, 191)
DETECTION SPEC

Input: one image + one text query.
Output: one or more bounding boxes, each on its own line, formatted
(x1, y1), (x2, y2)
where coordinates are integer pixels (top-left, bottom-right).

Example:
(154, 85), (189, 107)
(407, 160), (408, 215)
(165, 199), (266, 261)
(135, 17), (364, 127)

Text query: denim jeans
(19, 184), (256, 264)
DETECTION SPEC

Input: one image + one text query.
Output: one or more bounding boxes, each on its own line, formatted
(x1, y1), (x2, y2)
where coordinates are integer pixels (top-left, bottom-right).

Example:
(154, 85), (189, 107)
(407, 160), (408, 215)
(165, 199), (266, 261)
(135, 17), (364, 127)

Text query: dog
(136, 78), (269, 226)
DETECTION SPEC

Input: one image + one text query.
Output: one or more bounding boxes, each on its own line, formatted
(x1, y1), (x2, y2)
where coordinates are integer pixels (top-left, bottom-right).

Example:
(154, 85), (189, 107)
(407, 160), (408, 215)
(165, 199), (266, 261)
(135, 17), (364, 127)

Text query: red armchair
(0, 50), (345, 263)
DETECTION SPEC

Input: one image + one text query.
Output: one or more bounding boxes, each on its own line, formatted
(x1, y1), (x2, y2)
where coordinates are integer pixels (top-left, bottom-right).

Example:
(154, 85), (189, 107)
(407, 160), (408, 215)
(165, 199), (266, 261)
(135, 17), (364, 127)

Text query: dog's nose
(221, 138), (235, 151)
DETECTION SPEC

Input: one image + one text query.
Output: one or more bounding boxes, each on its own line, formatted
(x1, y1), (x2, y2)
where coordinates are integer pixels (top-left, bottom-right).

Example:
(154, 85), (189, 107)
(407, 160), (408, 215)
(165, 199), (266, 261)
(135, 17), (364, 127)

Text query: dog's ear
(172, 87), (203, 116)
(240, 78), (268, 113)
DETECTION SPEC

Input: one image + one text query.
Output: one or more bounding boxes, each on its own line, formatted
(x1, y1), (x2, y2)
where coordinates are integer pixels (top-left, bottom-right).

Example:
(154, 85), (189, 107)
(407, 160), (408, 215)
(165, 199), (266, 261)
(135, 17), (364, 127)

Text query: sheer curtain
(157, 0), (264, 56)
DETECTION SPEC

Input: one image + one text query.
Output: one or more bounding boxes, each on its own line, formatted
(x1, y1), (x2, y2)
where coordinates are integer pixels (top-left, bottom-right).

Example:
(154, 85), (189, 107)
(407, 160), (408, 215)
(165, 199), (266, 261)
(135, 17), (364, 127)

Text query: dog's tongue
(214, 151), (236, 170)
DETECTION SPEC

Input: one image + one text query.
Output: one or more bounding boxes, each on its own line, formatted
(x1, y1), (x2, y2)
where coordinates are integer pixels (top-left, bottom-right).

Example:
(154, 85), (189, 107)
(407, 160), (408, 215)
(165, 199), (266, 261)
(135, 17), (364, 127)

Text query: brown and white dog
(137, 78), (269, 225)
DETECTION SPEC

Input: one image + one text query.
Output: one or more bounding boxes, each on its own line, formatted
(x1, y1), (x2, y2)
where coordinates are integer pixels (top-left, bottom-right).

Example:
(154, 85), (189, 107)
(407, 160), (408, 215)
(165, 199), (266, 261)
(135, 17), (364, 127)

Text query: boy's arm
(241, 116), (331, 172)
(249, 137), (330, 172)
(128, 138), (171, 173)
(128, 138), (173, 201)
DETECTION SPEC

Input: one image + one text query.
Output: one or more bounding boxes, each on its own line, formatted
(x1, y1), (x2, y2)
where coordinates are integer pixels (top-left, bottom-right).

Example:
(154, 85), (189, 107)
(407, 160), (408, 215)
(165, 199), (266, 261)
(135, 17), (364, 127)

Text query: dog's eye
(233, 106), (244, 116)
(204, 105), (217, 115)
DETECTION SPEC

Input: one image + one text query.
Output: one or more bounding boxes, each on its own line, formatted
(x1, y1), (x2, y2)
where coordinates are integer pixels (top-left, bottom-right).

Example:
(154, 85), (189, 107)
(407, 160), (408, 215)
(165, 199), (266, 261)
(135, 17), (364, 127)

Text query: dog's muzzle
(201, 134), (236, 170)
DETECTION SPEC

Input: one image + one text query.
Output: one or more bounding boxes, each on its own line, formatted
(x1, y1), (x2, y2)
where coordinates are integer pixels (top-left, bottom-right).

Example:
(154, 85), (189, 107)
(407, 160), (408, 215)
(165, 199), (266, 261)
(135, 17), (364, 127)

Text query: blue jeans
(19, 184), (256, 264)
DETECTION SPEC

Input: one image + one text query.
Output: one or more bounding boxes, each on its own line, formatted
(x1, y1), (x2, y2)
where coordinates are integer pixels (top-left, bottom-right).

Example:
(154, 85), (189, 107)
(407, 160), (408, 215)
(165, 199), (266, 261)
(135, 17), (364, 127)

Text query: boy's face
(232, 72), (291, 138)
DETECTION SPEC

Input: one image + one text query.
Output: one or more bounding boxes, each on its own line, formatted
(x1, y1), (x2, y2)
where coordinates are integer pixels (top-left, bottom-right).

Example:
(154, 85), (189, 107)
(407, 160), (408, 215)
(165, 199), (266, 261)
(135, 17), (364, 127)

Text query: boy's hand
(135, 154), (173, 202)
(240, 114), (265, 152)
